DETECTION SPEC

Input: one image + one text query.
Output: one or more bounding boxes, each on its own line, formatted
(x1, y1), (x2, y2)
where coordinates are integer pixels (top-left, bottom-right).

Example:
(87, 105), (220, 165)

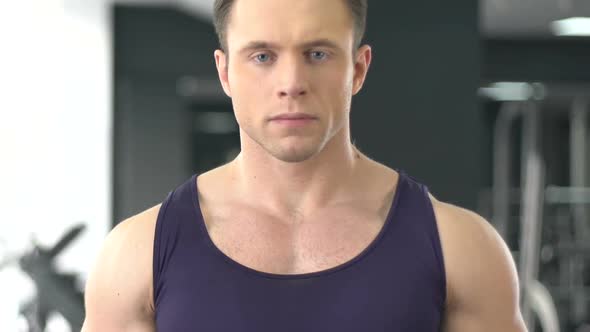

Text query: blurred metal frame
(485, 81), (590, 331)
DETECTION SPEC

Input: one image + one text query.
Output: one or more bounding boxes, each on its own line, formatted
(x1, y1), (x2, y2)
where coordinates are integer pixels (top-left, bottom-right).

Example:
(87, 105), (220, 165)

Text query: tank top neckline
(189, 170), (406, 280)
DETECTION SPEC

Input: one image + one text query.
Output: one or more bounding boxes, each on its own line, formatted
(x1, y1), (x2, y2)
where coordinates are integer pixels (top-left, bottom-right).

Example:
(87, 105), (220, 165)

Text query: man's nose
(277, 56), (308, 99)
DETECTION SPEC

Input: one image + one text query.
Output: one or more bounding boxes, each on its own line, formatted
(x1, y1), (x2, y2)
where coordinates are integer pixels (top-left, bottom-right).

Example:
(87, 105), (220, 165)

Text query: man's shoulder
(103, 204), (162, 285)
(82, 204), (162, 331)
(113, 204), (162, 239)
(427, 196), (493, 241)
(427, 195), (508, 274)
(428, 196), (521, 317)
(98, 203), (162, 286)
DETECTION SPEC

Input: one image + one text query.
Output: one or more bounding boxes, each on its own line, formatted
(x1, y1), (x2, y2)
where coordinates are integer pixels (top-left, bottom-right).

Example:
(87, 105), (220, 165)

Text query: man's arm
(81, 204), (160, 332)
(431, 198), (528, 332)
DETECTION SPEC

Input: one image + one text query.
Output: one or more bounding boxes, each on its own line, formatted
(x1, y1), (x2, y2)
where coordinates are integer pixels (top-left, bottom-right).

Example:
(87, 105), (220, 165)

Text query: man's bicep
(82, 211), (157, 332)
(436, 202), (527, 332)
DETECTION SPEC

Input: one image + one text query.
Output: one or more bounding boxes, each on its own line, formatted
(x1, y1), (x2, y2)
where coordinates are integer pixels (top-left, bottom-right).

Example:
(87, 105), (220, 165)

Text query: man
(82, 0), (528, 330)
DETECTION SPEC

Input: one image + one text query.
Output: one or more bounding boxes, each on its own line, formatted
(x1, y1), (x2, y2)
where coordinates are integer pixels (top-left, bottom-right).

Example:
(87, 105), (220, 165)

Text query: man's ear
(214, 49), (232, 97)
(352, 45), (372, 95)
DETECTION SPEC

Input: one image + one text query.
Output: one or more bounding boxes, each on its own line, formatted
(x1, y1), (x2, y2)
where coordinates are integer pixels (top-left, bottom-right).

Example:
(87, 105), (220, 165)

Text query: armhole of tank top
(152, 190), (174, 308)
(420, 184), (448, 309)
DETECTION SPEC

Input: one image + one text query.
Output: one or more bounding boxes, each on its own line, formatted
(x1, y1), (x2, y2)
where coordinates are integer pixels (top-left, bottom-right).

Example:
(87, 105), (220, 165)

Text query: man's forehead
(229, 0), (349, 17)
(226, 0), (353, 50)
(228, 0), (351, 25)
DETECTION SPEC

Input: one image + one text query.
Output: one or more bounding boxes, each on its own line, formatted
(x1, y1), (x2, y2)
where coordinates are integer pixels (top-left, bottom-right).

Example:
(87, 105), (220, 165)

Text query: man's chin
(269, 146), (321, 163)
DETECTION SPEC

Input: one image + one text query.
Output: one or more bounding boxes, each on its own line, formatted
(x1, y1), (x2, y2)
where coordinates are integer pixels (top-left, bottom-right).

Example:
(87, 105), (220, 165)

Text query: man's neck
(229, 131), (365, 219)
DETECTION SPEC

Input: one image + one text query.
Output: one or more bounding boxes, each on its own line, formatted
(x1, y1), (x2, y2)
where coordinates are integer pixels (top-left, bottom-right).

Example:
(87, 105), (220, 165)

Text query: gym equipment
(484, 82), (590, 331)
(0, 224), (86, 332)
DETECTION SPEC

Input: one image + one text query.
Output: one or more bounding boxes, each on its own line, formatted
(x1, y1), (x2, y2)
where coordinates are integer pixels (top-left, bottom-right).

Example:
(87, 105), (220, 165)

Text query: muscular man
(82, 0), (528, 330)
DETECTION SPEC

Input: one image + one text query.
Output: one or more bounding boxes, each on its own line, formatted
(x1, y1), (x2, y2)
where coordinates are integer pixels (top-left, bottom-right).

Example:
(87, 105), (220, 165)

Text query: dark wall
(352, 1), (481, 208)
(483, 38), (590, 82)
(114, 6), (219, 78)
(113, 6), (224, 222)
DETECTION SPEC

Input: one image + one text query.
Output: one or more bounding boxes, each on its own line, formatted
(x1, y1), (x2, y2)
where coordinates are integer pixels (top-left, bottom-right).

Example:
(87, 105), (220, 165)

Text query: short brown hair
(213, 0), (368, 52)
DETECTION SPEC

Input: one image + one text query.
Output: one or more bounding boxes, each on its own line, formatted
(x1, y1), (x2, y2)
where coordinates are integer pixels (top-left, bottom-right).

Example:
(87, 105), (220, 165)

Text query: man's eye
(309, 51), (327, 61)
(254, 53), (272, 63)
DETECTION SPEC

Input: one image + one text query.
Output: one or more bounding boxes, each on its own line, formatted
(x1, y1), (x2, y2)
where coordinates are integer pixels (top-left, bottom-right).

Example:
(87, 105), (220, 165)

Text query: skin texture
(81, 0), (528, 331)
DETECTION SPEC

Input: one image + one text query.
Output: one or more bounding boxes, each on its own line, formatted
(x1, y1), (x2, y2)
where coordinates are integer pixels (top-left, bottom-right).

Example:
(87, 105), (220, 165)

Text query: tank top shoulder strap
(153, 174), (199, 306)
(392, 170), (447, 305)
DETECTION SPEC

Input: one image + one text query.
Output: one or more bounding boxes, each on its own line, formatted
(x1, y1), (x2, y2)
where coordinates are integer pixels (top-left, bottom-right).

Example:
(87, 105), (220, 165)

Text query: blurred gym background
(0, 0), (589, 331)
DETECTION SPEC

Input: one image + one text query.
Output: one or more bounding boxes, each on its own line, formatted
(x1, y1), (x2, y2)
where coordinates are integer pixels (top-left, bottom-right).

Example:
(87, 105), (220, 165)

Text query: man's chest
(202, 205), (387, 275)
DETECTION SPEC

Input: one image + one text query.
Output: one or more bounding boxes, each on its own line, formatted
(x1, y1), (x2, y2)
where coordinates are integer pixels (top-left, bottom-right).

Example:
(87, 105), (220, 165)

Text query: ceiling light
(551, 17), (590, 36)
(478, 82), (546, 101)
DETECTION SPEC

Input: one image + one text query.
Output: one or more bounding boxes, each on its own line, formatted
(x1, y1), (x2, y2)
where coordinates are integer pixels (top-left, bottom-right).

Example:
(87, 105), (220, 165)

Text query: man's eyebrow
(237, 39), (342, 54)
(300, 39), (341, 50)
(237, 41), (280, 54)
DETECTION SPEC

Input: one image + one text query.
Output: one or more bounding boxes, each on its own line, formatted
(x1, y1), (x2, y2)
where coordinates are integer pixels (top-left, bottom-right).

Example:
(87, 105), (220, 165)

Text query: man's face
(215, 0), (371, 163)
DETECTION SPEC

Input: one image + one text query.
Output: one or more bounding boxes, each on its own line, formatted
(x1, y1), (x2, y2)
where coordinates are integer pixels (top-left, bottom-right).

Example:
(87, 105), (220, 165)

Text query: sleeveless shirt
(153, 170), (446, 331)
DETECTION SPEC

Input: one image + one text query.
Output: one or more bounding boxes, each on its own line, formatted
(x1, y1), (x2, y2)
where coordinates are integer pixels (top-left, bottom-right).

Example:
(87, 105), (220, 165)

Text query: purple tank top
(153, 170), (446, 331)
